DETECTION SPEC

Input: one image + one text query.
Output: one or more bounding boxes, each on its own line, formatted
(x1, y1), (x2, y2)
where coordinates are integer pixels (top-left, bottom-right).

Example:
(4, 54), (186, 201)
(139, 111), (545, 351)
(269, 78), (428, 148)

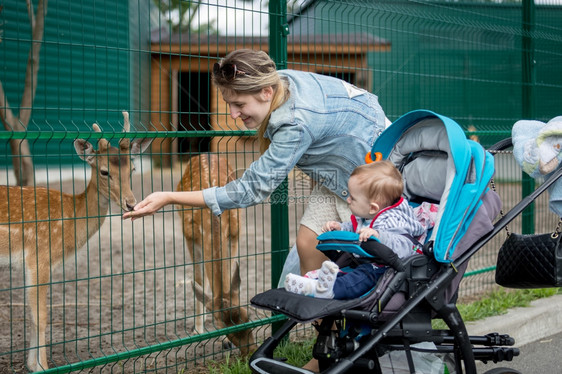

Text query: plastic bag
(378, 342), (456, 374)
(277, 244), (300, 288)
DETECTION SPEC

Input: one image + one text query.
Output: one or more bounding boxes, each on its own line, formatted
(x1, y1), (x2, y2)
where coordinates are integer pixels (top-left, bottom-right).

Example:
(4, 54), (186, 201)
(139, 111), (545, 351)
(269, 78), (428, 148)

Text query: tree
(152, 0), (217, 34)
(0, 0), (47, 186)
(151, 0), (306, 35)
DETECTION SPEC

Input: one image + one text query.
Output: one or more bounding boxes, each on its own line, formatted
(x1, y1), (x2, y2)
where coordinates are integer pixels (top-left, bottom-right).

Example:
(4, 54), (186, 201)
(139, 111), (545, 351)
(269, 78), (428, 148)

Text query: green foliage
(152, 0), (306, 34)
(189, 338), (314, 374)
(152, 0), (217, 34)
(206, 354), (251, 374)
(274, 338), (315, 368)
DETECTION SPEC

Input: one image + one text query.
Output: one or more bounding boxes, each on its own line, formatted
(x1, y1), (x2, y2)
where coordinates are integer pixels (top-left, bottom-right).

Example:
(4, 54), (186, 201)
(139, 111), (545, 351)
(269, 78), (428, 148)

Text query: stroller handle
(487, 137), (512, 152)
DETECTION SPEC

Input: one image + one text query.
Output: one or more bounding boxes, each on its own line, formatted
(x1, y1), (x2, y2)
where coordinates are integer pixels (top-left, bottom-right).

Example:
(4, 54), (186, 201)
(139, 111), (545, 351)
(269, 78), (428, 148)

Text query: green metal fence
(1, 0), (562, 372)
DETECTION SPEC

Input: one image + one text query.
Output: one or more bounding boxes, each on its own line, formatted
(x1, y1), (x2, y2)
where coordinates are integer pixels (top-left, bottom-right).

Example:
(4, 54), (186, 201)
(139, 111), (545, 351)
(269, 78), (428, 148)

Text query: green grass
(188, 288), (560, 373)
(190, 339), (314, 374)
(432, 287), (560, 329)
(204, 354), (252, 374)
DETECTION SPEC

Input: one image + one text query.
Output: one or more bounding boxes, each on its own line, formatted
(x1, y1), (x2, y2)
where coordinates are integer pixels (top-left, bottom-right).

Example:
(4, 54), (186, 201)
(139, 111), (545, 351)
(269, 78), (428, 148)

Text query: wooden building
(149, 33), (390, 165)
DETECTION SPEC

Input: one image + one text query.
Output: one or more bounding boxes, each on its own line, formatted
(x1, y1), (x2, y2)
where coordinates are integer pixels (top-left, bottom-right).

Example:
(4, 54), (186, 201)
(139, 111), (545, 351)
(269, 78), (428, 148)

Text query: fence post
(268, 0), (290, 335)
(522, 0), (535, 234)
(268, 0), (289, 289)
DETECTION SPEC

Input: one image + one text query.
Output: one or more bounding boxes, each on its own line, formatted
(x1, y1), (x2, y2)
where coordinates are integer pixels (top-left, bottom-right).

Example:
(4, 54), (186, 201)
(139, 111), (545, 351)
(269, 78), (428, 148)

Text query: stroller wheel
(482, 368), (522, 374)
(318, 358), (331, 372)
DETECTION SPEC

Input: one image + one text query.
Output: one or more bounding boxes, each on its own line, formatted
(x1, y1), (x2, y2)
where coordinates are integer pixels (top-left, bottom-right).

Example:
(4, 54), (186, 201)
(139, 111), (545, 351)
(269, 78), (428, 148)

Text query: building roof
(150, 30), (390, 55)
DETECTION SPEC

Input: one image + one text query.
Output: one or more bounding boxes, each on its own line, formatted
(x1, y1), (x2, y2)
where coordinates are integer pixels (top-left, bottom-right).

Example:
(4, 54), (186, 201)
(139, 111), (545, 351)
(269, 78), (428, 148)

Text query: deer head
(73, 111), (151, 211)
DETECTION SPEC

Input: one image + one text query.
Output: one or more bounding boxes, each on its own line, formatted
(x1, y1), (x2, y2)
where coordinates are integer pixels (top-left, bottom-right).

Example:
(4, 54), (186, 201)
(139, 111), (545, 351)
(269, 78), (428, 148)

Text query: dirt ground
(0, 153), (556, 373)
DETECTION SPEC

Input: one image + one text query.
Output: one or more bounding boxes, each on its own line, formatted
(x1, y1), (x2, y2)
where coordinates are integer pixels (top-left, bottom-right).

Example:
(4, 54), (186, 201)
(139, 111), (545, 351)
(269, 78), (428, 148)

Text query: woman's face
(222, 87), (273, 129)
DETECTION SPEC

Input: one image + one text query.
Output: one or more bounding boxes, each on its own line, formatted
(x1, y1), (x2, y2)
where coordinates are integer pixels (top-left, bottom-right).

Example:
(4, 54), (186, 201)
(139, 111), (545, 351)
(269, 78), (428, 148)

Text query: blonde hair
(212, 49), (289, 153)
(350, 161), (404, 207)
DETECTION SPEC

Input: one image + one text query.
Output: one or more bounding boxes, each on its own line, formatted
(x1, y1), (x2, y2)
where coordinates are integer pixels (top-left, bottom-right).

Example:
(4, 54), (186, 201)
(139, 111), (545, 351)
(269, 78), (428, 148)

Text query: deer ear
(129, 137), (153, 160)
(74, 139), (96, 164)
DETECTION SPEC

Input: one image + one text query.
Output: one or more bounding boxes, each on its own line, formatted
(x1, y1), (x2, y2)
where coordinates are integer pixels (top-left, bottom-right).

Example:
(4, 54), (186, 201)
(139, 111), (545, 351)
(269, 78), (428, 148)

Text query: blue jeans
(332, 264), (387, 300)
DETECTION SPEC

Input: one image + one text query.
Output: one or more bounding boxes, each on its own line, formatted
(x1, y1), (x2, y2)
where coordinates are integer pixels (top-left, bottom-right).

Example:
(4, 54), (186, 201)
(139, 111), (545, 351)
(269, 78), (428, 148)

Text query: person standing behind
(123, 49), (389, 275)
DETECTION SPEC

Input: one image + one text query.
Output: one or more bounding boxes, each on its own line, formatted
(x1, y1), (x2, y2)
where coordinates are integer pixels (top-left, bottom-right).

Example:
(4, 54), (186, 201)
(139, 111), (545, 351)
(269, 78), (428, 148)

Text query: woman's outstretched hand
(123, 192), (171, 221)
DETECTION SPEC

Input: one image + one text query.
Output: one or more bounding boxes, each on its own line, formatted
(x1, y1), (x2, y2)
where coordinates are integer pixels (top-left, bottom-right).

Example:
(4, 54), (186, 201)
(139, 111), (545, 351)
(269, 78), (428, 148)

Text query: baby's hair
(350, 160), (403, 207)
(212, 49), (289, 153)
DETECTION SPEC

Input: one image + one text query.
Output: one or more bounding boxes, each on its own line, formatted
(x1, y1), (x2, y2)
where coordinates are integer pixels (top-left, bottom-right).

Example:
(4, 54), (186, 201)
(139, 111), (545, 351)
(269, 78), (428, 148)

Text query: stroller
(249, 110), (552, 374)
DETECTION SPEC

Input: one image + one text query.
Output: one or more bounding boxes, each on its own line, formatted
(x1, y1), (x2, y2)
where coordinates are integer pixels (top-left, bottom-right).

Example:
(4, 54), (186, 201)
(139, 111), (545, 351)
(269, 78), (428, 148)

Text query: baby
(285, 160), (425, 299)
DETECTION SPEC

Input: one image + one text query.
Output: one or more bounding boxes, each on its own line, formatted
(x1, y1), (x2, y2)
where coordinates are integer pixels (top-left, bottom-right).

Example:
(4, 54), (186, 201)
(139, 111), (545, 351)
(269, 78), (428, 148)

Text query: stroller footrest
(250, 288), (365, 323)
(249, 357), (316, 374)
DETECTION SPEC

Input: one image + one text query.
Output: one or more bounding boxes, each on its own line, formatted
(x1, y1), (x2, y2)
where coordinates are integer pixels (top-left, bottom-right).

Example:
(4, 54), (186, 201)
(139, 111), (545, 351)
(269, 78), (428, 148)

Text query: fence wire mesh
(1, 0), (562, 372)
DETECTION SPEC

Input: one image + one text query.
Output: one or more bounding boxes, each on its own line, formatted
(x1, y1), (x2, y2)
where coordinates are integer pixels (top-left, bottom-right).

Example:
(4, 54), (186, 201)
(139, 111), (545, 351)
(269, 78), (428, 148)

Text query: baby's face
(346, 176), (377, 219)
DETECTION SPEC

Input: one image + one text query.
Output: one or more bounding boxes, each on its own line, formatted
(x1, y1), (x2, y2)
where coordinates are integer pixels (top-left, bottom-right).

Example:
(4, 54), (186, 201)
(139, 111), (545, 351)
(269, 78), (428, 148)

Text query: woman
(123, 49), (388, 275)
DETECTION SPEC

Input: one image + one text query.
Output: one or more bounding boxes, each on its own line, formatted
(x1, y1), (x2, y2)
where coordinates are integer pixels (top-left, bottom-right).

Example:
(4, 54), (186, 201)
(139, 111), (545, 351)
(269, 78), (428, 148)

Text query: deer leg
(210, 231), (224, 330)
(190, 280), (206, 333)
(191, 243), (207, 333)
(25, 267), (49, 371)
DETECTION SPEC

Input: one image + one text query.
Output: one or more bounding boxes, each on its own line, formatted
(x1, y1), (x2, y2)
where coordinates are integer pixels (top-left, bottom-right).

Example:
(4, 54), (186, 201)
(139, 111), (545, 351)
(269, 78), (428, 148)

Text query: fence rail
(1, 0), (562, 372)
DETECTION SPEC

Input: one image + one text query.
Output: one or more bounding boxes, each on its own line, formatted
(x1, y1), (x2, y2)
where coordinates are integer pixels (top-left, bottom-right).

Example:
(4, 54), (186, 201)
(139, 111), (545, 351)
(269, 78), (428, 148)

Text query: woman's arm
(122, 190), (205, 220)
(206, 124), (311, 215)
(124, 124), (310, 219)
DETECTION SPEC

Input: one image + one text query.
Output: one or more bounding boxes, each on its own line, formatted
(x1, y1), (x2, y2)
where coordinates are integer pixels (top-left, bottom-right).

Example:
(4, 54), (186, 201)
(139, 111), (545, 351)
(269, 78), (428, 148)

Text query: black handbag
(495, 221), (562, 288)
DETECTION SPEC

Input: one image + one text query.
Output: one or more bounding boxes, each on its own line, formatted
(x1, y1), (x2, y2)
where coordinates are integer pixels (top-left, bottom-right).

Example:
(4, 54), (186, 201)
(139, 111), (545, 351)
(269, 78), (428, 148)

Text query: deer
(176, 153), (256, 356)
(0, 111), (151, 372)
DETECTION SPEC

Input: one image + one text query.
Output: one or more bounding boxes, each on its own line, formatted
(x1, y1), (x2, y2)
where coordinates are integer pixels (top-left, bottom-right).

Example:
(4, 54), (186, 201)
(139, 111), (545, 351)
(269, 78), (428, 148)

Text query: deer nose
(125, 199), (137, 212)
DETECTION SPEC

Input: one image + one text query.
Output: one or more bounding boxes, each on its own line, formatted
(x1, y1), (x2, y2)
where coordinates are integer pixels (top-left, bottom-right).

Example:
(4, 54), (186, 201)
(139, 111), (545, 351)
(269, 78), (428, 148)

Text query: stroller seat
(251, 236), (433, 324)
(250, 110), (520, 374)
(251, 267), (401, 323)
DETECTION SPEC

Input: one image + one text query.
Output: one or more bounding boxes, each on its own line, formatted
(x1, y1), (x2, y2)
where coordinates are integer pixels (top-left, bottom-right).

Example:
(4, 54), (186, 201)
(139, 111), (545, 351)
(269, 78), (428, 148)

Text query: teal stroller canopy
(369, 109), (495, 262)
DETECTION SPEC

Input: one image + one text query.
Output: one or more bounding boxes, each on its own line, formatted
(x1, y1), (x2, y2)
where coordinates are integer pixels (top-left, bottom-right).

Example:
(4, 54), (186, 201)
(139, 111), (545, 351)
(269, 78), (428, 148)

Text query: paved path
(476, 331), (562, 373)
(469, 294), (562, 373)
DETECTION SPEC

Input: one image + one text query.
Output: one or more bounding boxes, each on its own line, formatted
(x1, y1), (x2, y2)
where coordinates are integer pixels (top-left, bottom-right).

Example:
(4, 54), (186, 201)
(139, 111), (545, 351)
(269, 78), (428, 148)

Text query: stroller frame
(250, 241), (518, 374)
(249, 113), (557, 374)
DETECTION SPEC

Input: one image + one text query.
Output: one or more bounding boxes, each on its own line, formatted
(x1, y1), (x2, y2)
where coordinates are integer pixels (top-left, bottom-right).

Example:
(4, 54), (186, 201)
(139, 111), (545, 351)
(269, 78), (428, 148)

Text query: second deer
(176, 153), (255, 355)
(0, 112), (151, 371)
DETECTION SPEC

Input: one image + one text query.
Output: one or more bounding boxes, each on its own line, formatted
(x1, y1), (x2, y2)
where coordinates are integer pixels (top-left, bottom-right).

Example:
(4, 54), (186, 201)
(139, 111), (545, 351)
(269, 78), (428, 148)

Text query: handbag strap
(489, 176), (511, 236)
(553, 219), (562, 239)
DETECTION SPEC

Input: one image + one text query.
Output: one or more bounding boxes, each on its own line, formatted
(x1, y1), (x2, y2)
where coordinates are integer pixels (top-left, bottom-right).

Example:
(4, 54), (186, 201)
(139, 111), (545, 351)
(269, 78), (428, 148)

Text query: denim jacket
(203, 70), (387, 215)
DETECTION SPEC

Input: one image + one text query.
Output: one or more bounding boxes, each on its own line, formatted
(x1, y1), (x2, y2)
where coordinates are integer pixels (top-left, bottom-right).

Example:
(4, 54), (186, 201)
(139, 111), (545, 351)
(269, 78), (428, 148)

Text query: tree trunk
(0, 0), (47, 185)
